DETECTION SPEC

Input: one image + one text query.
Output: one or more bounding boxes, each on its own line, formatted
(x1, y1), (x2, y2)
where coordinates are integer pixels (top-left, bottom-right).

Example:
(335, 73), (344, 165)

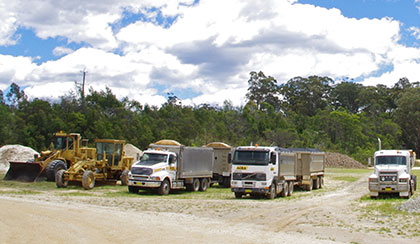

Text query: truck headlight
(369, 178), (378, 182)
(150, 176), (161, 181)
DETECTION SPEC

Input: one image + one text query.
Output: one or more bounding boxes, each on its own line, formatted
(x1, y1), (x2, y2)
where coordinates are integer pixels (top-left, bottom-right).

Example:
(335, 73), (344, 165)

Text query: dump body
(128, 139), (214, 195)
(205, 142), (232, 187)
(369, 150), (416, 198)
(291, 149), (325, 190)
(5, 132), (94, 182)
(278, 150), (297, 180)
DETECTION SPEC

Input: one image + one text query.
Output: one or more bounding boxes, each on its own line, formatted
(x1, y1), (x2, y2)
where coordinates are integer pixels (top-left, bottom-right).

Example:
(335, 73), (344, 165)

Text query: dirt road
(0, 172), (416, 244)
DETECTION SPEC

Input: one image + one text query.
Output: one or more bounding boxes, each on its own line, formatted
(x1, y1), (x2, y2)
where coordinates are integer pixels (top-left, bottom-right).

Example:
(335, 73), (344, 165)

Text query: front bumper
(369, 183), (409, 193)
(231, 187), (269, 194)
(128, 180), (161, 188)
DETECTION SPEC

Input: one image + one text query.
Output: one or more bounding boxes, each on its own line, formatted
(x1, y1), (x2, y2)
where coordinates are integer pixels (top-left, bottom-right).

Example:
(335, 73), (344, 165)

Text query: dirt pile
(325, 152), (365, 168)
(124, 144), (142, 162)
(0, 145), (39, 172)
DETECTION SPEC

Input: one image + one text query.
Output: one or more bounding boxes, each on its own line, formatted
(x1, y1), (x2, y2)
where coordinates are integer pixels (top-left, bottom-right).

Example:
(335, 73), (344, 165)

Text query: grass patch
(329, 175), (359, 182)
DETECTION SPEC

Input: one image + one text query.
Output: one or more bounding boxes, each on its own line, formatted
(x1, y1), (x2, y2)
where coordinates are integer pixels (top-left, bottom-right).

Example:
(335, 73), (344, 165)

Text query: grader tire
(82, 170), (95, 190)
(46, 160), (66, 182)
(55, 169), (68, 188)
(121, 170), (129, 186)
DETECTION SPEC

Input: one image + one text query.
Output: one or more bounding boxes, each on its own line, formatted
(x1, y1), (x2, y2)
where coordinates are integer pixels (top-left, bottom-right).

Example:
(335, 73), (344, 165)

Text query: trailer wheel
(318, 176), (323, 189)
(128, 186), (139, 194)
(192, 178), (200, 192)
(234, 192), (243, 199)
(306, 179), (313, 191)
(82, 170), (95, 190)
(121, 170), (129, 186)
(46, 160), (66, 181)
(288, 181), (294, 196)
(280, 182), (289, 197)
(158, 179), (170, 195)
(313, 177), (320, 190)
(267, 184), (276, 199)
(199, 178), (209, 191)
(55, 169), (68, 188)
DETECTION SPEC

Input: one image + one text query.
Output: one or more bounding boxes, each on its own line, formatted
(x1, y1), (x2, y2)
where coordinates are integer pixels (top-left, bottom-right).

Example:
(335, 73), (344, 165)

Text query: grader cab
(55, 139), (134, 190)
(4, 132), (95, 182)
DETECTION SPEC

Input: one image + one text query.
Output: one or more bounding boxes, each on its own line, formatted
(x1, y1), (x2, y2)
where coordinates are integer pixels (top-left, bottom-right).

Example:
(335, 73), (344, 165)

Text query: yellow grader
(4, 132), (95, 182)
(55, 139), (134, 190)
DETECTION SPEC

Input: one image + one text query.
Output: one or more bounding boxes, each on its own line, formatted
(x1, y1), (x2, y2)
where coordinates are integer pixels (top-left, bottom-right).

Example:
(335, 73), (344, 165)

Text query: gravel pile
(325, 152), (366, 168)
(124, 144), (142, 162)
(0, 145), (39, 172)
(397, 196), (420, 213)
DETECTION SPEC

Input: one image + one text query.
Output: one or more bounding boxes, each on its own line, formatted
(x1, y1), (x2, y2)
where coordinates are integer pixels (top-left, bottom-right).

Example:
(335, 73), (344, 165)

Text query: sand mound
(0, 145), (39, 172)
(124, 144), (142, 161)
(325, 152), (365, 168)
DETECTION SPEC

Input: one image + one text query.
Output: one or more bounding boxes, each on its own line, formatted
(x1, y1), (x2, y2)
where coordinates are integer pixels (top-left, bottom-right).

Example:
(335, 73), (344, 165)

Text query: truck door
(168, 154), (177, 181)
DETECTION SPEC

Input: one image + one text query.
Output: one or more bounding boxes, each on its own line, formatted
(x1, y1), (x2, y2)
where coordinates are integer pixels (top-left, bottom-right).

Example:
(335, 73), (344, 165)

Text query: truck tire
(121, 170), (129, 186)
(280, 182), (289, 197)
(158, 179), (170, 195)
(46, 160), (66, 181)
(318, 176), (323, 189)
(82, 170), (95, 190)
(55, 169), (68, 188)
(222, 177), (231, 188)
(313, 177), (319, 190)
(192, 178), (200, 192)
(412, 175), (417, 191)
(128, 186), (139, 194)
(288, 181), (294, 196)
(267, 184), (276, 199)
(199, 178), (209, 191)
(234, 192), (243, 199)
(306, 179), (313, 191)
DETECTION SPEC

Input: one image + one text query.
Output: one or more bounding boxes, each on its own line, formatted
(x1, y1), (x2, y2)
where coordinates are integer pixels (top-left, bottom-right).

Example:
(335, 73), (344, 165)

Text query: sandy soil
(0, 173), (417, 244)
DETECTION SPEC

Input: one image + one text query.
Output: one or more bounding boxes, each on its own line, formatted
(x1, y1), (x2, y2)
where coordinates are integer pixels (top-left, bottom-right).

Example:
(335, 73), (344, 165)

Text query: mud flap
(4, 161), (44, 182)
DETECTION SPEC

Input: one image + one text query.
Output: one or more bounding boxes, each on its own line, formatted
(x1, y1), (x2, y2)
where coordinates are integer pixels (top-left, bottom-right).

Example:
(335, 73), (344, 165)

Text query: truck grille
(379, 172), (397, 183)
(233, 172), (266, 181)
(131, 167), (153, 175)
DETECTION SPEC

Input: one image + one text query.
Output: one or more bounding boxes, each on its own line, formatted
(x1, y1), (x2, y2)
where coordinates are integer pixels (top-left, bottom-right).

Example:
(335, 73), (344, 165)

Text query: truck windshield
(53, 136), (67, 150)
(232, 150), (269, 165)
(139, 153), (168, 165)
(376, 156), (406, 166)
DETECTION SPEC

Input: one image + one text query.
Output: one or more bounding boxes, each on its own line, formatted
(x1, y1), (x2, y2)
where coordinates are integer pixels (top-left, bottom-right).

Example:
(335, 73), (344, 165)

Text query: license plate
(385, 187), (392, 191)
(245, 189), (252, 193)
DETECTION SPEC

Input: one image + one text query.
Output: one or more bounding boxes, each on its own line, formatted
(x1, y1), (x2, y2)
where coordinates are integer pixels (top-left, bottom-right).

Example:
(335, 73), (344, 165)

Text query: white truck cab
(369, 150), (417, 198)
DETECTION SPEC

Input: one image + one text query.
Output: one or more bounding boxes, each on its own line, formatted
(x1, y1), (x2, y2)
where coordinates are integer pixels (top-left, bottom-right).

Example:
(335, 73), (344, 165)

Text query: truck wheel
(234, 192), (243, 199)
(199, 178), (209, 191)
(192, 178), (200, 192)
(313, 177), (319, 190)
(412, 175), (417, 191)
(128, 186), (139, 194)
(158, 179), (170, 195)
(82, 170), (95, 190)
(222, 177), (231, 188)
(121, 170), (129, 186)
(306, 179), (313, 191)
(288, 181), (294, 196)
(46, 160), (67, 181)
(267, 184), (276, 199)
(55, 169), (68, 188)
(318, 176), (323, 189)
(280, 182), (289, 197)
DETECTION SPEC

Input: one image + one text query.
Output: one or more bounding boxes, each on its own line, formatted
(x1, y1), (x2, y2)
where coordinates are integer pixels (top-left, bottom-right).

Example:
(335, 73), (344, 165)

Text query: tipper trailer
(127, 140), (214, 195)
(205, 142), (232, 187)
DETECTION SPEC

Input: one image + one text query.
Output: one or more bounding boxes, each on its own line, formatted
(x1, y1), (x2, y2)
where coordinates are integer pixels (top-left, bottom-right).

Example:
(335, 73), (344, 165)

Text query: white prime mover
(369, 149), (417, 198)
(127, 140), (214, 195)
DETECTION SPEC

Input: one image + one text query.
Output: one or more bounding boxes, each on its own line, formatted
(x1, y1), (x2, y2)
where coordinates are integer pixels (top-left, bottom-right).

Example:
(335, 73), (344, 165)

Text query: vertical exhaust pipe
(378, 138), (381, 151)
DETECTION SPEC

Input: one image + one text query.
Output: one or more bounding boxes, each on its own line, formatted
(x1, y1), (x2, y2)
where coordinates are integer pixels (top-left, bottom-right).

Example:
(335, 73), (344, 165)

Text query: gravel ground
(397, 195), (420, 213)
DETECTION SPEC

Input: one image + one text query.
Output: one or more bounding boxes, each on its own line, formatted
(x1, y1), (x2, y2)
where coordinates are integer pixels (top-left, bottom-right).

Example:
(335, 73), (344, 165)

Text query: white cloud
(1, 0), (420, 107)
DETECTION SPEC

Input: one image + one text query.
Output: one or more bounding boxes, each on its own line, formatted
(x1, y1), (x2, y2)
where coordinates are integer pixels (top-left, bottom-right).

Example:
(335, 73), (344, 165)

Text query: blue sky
(0, 0), (419, 106)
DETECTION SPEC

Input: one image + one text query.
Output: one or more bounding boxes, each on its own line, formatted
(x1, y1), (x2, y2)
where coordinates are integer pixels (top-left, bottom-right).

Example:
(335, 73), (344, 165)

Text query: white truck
(230, 146), (325, 199)
(369, 149), (417, 198)
(127, 140), (214, 195)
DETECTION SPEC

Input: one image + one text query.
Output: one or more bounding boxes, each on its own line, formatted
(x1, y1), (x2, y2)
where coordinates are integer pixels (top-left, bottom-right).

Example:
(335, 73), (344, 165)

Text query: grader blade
(4, 161), (44, 182)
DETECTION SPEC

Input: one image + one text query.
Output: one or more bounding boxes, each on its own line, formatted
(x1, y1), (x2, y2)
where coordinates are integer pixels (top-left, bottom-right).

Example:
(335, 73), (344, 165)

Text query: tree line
(1, 72), (420, 163)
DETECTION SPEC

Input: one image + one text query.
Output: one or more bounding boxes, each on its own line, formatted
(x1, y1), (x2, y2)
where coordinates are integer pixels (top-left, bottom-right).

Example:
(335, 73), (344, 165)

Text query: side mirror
(228, 152), (232, 164)
(270, 152), (277, 165)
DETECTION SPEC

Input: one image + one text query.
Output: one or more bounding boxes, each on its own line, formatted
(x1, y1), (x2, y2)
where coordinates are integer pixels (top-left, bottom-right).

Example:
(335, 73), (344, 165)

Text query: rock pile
(0, 145), (39, 172)
(325, 152), (365, 168)
(124, 144), (142, 162)
(397, 197), (420, 213)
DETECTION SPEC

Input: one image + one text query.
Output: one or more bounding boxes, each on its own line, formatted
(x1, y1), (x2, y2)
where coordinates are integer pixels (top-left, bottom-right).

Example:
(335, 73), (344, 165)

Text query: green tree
(246, 71), (280, 110)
